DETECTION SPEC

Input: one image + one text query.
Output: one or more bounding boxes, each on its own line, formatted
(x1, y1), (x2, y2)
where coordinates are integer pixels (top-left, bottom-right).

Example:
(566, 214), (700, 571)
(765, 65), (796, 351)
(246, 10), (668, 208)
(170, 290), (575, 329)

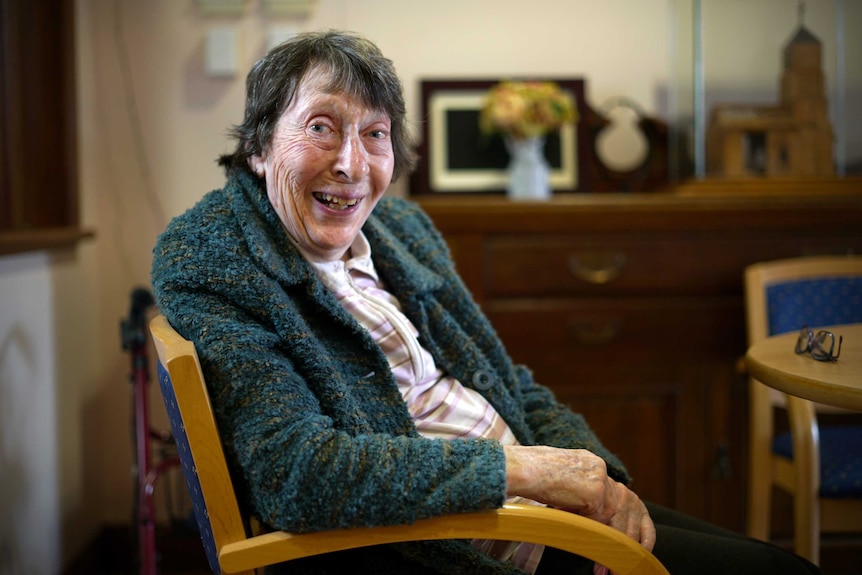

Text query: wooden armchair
(149, 313), (668, 575)
(744, 255), (862, 564)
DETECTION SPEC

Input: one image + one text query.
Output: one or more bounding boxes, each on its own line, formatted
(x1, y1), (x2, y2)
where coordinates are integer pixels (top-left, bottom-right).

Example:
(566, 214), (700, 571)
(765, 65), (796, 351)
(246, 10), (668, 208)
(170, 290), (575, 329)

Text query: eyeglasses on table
(794, 325), (843, 362)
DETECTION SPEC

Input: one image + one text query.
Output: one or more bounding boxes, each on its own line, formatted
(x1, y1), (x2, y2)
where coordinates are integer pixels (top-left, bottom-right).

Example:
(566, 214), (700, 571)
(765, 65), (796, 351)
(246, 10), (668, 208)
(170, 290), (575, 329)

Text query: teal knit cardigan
(151, 168), (629, 575)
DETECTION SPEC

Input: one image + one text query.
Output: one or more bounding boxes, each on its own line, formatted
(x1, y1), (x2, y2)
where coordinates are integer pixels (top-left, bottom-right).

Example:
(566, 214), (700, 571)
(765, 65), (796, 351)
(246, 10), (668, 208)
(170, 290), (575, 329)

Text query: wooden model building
(706, 11), (834, 177)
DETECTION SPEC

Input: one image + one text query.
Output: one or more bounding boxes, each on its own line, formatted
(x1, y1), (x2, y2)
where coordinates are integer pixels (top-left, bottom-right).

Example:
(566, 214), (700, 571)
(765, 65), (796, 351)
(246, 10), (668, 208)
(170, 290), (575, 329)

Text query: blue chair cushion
(773, 426), (862, 498)
(157, 361), (222, 574)
(766, 277), (862, 336)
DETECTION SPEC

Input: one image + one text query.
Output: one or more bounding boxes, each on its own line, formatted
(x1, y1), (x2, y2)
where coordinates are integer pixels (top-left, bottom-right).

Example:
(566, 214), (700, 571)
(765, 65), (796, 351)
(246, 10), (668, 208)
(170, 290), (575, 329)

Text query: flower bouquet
(479, 80), (577, 140)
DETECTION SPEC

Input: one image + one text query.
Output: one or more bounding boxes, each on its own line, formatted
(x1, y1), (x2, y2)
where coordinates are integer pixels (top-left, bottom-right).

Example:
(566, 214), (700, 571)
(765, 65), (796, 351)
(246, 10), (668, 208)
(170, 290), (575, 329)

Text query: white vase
(504, 136), (551, 200)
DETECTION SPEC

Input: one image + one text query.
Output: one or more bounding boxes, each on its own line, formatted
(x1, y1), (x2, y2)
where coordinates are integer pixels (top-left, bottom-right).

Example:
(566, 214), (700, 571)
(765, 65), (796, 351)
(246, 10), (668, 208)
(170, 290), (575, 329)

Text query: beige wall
(0, 1), (856, 573)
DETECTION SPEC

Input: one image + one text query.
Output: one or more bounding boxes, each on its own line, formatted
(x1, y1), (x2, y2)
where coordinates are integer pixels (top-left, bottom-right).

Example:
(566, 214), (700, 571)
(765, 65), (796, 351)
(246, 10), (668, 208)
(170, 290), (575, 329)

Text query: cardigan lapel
(363, 211), (445, 300)
(224, 169), (315, 288)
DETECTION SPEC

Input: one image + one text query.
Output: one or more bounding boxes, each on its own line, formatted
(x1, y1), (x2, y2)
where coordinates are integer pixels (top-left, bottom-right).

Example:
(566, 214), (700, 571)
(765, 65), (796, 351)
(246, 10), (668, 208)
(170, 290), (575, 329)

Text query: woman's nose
(333, 130), (369, 181)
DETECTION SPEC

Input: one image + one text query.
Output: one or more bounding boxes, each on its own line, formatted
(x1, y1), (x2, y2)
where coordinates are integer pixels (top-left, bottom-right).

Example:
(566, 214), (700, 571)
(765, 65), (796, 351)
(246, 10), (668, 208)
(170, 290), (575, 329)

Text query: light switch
(262, 0), (314, 17)
(266, 26), (299, 51)
(196, 0), (247, 16)
(205, 27), (240, 78)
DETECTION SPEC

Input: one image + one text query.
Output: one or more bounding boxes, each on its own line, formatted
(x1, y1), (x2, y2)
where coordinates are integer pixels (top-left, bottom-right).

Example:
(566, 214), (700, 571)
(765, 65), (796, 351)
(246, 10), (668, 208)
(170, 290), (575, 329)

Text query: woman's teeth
(314, 193), (360, 210)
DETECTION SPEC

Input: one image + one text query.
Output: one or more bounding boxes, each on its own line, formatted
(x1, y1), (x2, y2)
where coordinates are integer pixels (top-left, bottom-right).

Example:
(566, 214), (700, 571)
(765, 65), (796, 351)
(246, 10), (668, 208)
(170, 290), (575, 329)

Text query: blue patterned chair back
(764, 272), (862, 498)
(766, 277), (862, 336)
(157, 360), (222, 574)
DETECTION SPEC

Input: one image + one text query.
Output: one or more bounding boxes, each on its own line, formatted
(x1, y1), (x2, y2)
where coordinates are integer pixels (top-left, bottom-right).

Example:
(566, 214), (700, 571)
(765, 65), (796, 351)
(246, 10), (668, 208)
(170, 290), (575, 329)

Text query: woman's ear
(248, 155), (266, 178)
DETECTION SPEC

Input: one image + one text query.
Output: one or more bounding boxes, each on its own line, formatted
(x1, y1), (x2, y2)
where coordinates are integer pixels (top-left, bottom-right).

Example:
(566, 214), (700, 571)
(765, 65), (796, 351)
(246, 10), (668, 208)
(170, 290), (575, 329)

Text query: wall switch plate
(195, 0), (247, 17)
(262, 0), (315, 17)
(205, 27), (240, 77)
(266, 26), (299, 51)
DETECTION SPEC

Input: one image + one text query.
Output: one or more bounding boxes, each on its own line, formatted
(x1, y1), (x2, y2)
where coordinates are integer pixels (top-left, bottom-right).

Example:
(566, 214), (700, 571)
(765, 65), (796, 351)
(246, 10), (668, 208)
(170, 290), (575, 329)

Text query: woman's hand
(504, 445), (656, 553)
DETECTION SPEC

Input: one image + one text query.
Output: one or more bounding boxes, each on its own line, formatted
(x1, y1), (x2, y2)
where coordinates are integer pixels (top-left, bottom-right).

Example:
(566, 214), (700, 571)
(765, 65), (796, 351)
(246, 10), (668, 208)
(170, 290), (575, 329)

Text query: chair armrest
(219, 503), (668, 575)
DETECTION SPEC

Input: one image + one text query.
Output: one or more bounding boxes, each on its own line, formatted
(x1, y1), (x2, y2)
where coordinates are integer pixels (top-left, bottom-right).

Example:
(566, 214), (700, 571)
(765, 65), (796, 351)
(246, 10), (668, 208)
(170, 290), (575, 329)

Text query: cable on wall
(112, 0), (167, 231)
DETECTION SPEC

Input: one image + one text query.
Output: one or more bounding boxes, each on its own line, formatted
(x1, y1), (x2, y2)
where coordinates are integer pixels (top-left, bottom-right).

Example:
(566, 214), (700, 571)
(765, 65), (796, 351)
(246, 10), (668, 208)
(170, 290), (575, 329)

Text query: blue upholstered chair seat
(773, 426), (862, 498)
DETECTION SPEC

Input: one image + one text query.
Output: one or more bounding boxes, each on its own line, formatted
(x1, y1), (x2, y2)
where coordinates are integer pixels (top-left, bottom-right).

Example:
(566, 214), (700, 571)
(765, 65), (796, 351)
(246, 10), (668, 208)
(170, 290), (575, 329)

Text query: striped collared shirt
(308, 233), (544, 573)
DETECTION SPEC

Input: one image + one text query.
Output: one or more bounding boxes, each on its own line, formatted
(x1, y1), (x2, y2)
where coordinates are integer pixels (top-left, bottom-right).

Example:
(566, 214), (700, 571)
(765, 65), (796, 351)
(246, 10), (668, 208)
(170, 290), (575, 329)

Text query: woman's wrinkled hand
(504, 445), (656, 554)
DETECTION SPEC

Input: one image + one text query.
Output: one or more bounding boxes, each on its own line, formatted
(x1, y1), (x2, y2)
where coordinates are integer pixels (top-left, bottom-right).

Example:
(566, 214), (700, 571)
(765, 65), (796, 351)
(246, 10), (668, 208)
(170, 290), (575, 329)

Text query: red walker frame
(121, 288), (180, 575)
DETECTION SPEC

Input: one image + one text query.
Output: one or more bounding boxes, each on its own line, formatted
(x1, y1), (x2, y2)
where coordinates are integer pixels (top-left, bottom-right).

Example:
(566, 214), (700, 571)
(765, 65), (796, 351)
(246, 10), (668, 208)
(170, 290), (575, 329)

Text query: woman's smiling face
(250, 66), (395, 263)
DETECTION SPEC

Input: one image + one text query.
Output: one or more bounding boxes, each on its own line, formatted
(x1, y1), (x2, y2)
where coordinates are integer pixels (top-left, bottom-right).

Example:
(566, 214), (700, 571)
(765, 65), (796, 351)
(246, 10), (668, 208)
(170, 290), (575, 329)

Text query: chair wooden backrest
(149, 313), (668, 575)
(743, 255), (862, 564)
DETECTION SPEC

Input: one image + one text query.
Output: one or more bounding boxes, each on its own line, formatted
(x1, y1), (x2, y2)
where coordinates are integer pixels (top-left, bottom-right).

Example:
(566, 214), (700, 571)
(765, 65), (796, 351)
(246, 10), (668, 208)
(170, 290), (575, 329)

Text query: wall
(0, 1), (856, 573)
(1, 253), (60, 575)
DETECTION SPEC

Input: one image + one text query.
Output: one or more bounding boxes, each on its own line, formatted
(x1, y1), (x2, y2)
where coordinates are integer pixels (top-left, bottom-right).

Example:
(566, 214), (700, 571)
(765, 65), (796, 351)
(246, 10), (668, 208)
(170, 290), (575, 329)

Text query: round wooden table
(745, 323), (862, 411)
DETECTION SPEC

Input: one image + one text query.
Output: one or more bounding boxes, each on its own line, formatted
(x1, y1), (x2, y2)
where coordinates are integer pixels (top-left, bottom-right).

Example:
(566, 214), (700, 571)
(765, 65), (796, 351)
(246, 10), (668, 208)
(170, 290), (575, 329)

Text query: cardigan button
(472, 370), (494, 390)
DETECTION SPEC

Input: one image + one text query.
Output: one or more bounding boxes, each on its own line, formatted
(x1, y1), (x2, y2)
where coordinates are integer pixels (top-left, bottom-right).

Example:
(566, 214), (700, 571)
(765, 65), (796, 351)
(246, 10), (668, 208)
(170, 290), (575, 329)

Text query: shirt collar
(344, 232), (378, 279)
(305, 232), (380, 292)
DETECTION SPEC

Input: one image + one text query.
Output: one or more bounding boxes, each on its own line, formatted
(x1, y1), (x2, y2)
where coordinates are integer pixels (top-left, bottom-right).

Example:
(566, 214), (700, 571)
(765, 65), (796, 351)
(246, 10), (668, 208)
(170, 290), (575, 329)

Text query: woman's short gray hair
(218, 30), (418, 182)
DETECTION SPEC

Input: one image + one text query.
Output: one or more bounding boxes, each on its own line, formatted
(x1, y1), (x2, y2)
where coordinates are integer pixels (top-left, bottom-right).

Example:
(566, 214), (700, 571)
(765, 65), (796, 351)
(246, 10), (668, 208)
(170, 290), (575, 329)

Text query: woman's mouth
(313, 192), (361, 210)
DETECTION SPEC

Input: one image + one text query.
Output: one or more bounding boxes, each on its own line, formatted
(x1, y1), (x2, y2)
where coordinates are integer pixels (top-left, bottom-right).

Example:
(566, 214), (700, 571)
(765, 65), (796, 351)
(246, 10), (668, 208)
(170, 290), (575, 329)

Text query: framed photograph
(409, 78), (589, 195)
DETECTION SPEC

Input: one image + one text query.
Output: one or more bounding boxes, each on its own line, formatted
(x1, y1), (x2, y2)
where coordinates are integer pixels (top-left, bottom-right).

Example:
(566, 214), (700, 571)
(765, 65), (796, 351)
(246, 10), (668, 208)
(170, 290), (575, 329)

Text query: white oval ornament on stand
(504, 137), (551, 200)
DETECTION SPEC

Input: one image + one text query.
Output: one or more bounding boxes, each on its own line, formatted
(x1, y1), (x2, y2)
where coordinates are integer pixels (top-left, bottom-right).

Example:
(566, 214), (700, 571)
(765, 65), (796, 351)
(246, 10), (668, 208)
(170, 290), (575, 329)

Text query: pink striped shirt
(307, 234), (544, 573)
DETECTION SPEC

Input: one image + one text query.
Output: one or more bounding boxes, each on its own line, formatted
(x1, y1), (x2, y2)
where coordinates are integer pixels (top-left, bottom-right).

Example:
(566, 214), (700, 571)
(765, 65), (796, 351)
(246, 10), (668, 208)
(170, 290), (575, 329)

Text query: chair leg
(746, 457), (772, 541)
(792, 494), (819, 566)
(747, 381), (773, 541)
(787, 396), (820, 565)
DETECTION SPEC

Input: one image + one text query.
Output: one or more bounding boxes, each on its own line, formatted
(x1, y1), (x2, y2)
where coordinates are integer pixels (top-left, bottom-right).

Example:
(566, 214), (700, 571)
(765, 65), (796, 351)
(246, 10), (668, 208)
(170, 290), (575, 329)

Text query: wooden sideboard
(415, 181), (862, 533)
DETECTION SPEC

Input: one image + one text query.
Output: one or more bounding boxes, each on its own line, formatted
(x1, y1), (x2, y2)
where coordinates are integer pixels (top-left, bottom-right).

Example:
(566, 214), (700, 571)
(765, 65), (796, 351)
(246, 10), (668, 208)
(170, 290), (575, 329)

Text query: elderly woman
(151, 30), (819, 575)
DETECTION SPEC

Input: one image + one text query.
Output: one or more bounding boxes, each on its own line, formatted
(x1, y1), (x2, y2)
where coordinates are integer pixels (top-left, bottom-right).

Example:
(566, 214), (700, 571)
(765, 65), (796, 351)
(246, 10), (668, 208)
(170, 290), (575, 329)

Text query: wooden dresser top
(413, 177), (862, 233)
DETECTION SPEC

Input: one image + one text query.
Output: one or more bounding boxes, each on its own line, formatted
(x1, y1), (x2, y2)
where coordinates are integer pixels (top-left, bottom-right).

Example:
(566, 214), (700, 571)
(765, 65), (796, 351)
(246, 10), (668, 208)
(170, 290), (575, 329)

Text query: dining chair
(148, 313), (668, 575)
(744, 255), (862, 564)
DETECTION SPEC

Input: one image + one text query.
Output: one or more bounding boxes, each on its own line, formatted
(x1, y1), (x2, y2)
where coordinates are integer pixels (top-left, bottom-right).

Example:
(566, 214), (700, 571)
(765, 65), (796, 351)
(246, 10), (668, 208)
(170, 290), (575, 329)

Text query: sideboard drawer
(482, 234), (862, 298)
(483, 236), (733, 297)
(486, 297), (744, 382)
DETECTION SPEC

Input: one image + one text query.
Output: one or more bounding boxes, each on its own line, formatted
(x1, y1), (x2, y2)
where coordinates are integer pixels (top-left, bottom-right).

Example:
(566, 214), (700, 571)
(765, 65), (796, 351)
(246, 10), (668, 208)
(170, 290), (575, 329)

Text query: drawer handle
(568, 252), (627, 284)
(568, 319), (623, 345)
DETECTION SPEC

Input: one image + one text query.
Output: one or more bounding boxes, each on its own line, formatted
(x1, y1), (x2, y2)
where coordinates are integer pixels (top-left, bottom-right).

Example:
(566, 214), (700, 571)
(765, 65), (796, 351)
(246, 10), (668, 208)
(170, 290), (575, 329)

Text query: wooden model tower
(706, 3), (834, 177)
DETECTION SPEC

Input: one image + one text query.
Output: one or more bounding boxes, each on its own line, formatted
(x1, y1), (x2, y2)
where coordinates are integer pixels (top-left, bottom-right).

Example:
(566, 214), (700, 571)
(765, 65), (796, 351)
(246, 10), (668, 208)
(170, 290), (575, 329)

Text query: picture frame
(409, 78), (590, 195)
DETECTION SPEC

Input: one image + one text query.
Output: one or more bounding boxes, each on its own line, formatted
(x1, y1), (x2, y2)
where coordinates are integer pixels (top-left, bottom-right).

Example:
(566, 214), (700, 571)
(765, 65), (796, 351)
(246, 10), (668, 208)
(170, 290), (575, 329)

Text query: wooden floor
(63, 525), (209, 575)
